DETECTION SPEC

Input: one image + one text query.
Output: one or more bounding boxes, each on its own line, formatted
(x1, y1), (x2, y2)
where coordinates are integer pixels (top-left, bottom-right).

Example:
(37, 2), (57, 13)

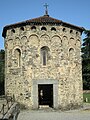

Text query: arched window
(69, 48), (74, 60)
(11, 29), (15, 33)
(70, 29), (73, 33)
(51, 27), (56, 31)
(20, 27), (24, 31)
(14, 49), (21, 67)
(20, 27), (24, 34)
(31, 26), (36, 31)
(11, 29), (15, 35)
(76, 31), (79, 36)
(41, 46), (49, 66)
(62, 28), (66, 32)
(41, 27), (47, 31)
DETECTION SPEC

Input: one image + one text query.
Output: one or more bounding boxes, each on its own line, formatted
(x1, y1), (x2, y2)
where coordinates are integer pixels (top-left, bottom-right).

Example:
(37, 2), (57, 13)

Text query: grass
(83, 93), (90, 103)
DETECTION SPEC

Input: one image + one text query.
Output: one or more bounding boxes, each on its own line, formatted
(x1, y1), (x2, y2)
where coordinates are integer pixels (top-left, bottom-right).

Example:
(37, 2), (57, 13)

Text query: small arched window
(69, 48), (74, 60)
(62, 28), (66, 32)
(11, 29), (15, 35)
(11, 29), (15, 33)
(14, 49), (21, 67)
(76, 31), (79, 36)
(41, 46), (49, 66)
(20, 27), (24, 34)
(70, 30), (73, 33)
(20, 27), (24, 31)
(51, 27), (56, 31)
(31, 26), (36, 31)
(41, 27), (47, 31)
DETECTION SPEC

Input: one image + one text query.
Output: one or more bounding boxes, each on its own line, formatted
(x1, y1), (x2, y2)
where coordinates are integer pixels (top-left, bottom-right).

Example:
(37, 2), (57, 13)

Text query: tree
(0, 49), (5, 95)
(82, 30), (90, 90)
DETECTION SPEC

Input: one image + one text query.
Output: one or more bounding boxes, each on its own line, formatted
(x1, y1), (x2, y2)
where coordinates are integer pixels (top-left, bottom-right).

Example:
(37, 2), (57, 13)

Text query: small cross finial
(44, 3), (49, 15)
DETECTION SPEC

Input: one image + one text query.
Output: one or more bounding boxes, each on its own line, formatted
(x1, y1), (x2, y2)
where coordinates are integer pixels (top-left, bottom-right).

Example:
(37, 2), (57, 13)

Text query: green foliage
(0, 49), (5, 95)
(83, 93), (90, 103)
(82, 30), (90, 90)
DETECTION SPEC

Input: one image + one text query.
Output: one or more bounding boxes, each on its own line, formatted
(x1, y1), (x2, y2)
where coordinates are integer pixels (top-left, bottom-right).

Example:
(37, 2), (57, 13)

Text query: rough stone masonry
(2, 13), (84, 110)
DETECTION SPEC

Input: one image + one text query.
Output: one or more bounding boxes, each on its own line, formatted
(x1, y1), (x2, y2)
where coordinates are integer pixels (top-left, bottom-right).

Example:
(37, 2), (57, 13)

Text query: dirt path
(18, 108), (90, 120)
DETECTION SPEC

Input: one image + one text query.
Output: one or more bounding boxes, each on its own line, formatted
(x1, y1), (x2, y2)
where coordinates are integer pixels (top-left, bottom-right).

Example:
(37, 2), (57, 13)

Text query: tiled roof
(26, 15), (62, 24)
(2, 15), (84, 37)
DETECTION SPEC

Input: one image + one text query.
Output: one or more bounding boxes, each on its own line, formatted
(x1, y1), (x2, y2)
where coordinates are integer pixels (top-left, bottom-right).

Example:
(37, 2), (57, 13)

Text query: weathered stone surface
(3, 18), (83, 110)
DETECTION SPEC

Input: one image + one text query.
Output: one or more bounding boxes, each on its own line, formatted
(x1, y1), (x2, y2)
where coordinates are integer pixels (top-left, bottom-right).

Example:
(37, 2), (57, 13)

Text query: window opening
(41, 27), (47, 31)
(41, 46), (49, 66)
(14, 49), (21, 67)
(70, 30), (73, 33)
(51, 27), (56, 31)
(11, 29), (15, 34)
(31, 26), (36, 30)
(43, 50), (46, 65)
(62, 28), (66, 32)
(20, 27), (24, 31)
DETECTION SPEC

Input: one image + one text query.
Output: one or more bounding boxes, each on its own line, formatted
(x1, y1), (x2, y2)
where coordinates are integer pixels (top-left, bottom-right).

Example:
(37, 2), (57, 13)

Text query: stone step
(39, 105), (49, 108)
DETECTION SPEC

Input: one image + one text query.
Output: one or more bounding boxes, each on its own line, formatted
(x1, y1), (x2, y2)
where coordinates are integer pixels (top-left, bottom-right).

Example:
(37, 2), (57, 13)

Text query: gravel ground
(17, 108), (90, 120)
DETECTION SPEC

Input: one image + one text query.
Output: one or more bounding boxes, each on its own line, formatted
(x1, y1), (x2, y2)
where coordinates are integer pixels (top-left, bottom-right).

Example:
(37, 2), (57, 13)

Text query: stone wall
(4, 24), (83, 109)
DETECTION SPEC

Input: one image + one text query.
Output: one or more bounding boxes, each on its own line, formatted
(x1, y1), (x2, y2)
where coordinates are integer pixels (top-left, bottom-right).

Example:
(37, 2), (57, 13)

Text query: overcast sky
(0, 0), (90, 49)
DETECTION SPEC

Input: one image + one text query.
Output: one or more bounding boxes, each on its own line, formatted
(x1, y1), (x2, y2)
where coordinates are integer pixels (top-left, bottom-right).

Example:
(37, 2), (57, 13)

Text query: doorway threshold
(39, 105), (54, 111)
(39, 105), (49, 108)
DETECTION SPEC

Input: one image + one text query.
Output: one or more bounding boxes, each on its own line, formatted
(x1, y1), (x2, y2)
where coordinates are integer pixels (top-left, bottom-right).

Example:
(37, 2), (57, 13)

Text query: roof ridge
(26, 15), (62, 23)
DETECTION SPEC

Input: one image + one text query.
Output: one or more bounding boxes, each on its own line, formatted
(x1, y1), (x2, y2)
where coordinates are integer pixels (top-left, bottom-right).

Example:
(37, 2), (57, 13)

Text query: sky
(0, 0), (90, 49)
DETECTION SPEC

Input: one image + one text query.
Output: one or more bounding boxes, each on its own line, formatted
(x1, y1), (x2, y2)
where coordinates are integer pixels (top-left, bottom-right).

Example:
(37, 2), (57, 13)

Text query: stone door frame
(32, 79), (58, 109)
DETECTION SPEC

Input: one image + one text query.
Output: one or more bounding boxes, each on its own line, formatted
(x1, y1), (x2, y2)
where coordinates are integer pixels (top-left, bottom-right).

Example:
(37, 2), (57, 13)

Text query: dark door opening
(38, 84), (53, 107)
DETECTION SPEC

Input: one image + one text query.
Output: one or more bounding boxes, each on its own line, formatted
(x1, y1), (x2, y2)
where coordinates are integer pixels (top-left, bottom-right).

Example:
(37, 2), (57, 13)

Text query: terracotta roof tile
(26, 15), (62, 23)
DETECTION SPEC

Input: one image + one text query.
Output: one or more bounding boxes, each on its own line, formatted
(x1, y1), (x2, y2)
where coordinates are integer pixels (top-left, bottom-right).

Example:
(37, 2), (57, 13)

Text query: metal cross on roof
(44, 3), (49, 15)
